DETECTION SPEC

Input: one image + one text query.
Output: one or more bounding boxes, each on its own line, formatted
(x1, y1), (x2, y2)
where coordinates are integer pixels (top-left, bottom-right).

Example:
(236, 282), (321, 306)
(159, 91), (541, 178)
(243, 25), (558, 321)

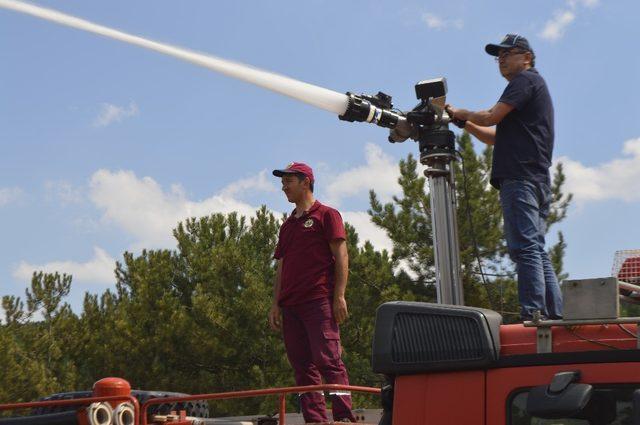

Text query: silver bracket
(524, 316), (640, 353)
(536, 326), (553, 354)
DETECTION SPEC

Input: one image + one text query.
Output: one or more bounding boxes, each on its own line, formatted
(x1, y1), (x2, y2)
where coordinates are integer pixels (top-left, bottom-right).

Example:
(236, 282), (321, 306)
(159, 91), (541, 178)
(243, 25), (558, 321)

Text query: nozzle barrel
(338, 93), (404, 129)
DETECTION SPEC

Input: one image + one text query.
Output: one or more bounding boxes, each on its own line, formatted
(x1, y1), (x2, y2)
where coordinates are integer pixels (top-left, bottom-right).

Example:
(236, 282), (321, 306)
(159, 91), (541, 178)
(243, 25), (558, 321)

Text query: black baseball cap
(485, 34), (533, 56)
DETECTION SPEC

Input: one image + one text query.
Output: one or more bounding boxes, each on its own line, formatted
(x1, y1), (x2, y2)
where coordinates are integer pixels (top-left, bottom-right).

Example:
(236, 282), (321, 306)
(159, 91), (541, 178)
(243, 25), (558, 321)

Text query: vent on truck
(372, 302), (502, 374)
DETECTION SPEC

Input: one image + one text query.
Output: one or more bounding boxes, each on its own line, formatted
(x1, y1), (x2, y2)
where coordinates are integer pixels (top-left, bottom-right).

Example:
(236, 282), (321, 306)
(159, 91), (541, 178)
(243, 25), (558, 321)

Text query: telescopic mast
(339, 78), (464, 305)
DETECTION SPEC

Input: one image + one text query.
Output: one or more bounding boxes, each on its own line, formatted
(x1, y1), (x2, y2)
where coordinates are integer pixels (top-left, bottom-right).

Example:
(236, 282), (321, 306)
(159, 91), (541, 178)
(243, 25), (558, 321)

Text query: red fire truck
(2, 261), (640, 425)
(0, 5), (638, 420)
(368, 251), (640, 425)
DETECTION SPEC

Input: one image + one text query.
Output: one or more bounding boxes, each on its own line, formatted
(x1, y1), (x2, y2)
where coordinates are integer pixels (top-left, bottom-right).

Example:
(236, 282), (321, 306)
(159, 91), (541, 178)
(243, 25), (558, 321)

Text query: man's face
(497, 48), (530, 80)
(281, 174), (307, 203)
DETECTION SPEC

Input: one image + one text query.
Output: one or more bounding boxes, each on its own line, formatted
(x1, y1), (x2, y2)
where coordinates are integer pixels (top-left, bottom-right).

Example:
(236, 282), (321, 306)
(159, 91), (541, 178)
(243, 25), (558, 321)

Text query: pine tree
(0, 273), (80, 404)
(369, 132), (572, 321)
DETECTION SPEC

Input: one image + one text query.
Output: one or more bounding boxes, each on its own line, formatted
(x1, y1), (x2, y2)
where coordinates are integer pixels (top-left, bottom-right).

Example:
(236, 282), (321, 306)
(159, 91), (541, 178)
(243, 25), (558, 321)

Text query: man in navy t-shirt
(447, 34), (562, 320)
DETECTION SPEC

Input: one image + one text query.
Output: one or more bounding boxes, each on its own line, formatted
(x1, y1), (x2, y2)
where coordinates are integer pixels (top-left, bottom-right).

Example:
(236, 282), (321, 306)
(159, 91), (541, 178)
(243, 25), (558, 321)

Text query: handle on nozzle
(444, 106), (466, 129)
(388, 116), (414, 143)
(451, 117), (466, 129)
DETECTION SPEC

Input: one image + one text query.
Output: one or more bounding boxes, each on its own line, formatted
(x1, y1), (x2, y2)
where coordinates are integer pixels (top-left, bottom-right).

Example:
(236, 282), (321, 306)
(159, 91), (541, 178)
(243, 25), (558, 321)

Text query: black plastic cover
(526, 383), (593, 419)
(632, 390), (640, 425)
(549, 371), (581, 393)
(415, 78), (447, 100)
(371, 302), (502, 374)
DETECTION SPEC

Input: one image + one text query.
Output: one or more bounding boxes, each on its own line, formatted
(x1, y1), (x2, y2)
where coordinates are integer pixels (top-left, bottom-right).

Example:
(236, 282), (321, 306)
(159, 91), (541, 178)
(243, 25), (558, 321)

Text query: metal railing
(0, 384), (380, 425)
(140, 384), (381, 425)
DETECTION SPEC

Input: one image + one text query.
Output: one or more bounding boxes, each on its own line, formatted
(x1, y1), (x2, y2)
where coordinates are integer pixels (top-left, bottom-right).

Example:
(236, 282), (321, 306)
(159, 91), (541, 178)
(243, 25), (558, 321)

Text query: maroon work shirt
(274, 200), (346, 306)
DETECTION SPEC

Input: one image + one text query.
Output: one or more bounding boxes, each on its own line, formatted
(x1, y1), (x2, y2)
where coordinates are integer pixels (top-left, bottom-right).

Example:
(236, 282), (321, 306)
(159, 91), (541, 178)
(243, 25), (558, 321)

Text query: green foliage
(453, 133), (508, 311)
(0, 142), (572, 415)
(547, 162), (573, 227)
(547, 162), (572, 283)
(369, 154), (435, 299)
(368, 134), (508, 312)
(368, 132), (572, 322)
(0, 273), (80, 405)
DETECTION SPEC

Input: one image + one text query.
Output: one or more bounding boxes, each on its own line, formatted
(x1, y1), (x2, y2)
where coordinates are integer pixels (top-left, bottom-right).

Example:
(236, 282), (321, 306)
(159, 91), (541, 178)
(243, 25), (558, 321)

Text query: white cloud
(539, 0), (598, 41)
(421, 13), (463, 31)
(422, 13), (446, 30)
(342, 211), (393, 253)
(15, 145), (404, 289)
(557, 138), (640, 205)
(220, 170), (278, 198)
(45, 180), (84, 205)
(12, 170), (279, 286)
(323, 143), (400, 207)
(86, 166), (398, 253)
(89, 169), (266, 249)
(13, 247), (116, 285)
(540, 10), (575, 41)
(93, 101), (139, 127)
(87, 166), (396, 254)
(569, 0), (599, 8)
(0, 187), (23, 206)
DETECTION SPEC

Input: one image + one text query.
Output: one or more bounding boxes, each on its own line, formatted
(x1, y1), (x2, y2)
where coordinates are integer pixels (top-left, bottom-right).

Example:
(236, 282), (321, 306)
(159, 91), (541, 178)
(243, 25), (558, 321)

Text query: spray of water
(0, 0), (349, 115)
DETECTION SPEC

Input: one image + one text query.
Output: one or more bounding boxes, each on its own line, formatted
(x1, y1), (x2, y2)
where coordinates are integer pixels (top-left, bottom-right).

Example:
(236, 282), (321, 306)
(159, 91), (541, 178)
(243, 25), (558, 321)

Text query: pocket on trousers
(321, 317), (340, 340)
(319, 325), (342, 361)
(322, 328), (340, 340)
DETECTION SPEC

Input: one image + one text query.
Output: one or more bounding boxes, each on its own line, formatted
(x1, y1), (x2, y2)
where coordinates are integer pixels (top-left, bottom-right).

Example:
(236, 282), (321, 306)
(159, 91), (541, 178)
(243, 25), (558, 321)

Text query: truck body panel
(393, 370), (485, 425)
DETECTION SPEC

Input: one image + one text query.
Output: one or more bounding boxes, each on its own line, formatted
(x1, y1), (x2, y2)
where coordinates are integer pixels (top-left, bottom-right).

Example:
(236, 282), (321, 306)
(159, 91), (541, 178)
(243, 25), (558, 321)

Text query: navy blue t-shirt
(491, 68), (554, 189)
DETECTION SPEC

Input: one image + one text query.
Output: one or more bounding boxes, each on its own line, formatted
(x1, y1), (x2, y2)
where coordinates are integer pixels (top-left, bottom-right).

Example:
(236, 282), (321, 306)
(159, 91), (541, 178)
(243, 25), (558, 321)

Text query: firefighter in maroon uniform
(268, 162), (355, 424)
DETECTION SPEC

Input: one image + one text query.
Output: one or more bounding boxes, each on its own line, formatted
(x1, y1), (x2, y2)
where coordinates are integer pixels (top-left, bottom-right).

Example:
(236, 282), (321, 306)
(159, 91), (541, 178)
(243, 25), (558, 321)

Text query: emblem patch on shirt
(303, 219), (314, 228)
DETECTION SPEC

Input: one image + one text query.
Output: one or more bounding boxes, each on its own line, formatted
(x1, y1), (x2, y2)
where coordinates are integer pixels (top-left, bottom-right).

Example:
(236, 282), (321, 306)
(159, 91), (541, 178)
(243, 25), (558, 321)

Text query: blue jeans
(499, 179), (563, 319)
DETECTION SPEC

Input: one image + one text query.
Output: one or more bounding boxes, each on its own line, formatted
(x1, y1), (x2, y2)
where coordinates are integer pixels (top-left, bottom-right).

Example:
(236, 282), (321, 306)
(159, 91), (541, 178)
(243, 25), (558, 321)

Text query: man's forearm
(273, 279), (281, 303)
(333, 253), (348, 298)
(465, 121), (496, 145)
(466, 110), (498, 127)
(272, 261), (282, 304)
(268, 260), (283, 330)
(450, 106), (507, 128)
(329, 240), (350, 324)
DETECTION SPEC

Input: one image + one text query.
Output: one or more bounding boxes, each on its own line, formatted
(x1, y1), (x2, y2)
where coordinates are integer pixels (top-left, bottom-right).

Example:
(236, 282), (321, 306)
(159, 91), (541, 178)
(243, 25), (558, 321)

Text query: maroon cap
(272, 162), (315, 183)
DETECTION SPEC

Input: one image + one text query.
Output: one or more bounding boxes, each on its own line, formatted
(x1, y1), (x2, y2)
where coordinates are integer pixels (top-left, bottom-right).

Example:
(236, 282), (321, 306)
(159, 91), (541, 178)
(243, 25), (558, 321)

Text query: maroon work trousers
(282, 297), (355, 423)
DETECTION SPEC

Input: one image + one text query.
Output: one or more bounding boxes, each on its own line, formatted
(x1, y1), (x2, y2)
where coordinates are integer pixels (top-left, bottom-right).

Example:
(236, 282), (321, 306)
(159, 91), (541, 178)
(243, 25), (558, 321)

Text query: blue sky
(1, 0), (639, 311)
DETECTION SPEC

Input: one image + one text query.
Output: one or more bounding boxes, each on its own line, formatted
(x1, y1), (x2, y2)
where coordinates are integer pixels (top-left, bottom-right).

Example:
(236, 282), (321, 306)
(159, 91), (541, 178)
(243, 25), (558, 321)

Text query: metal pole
(423, 151), (463, 306)
(279, 393), (286, 425)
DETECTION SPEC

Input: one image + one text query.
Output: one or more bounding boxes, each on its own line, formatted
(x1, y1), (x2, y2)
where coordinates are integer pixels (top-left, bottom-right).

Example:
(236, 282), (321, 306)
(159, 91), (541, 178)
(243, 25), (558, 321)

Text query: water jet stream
(0, 0), (349, 115)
